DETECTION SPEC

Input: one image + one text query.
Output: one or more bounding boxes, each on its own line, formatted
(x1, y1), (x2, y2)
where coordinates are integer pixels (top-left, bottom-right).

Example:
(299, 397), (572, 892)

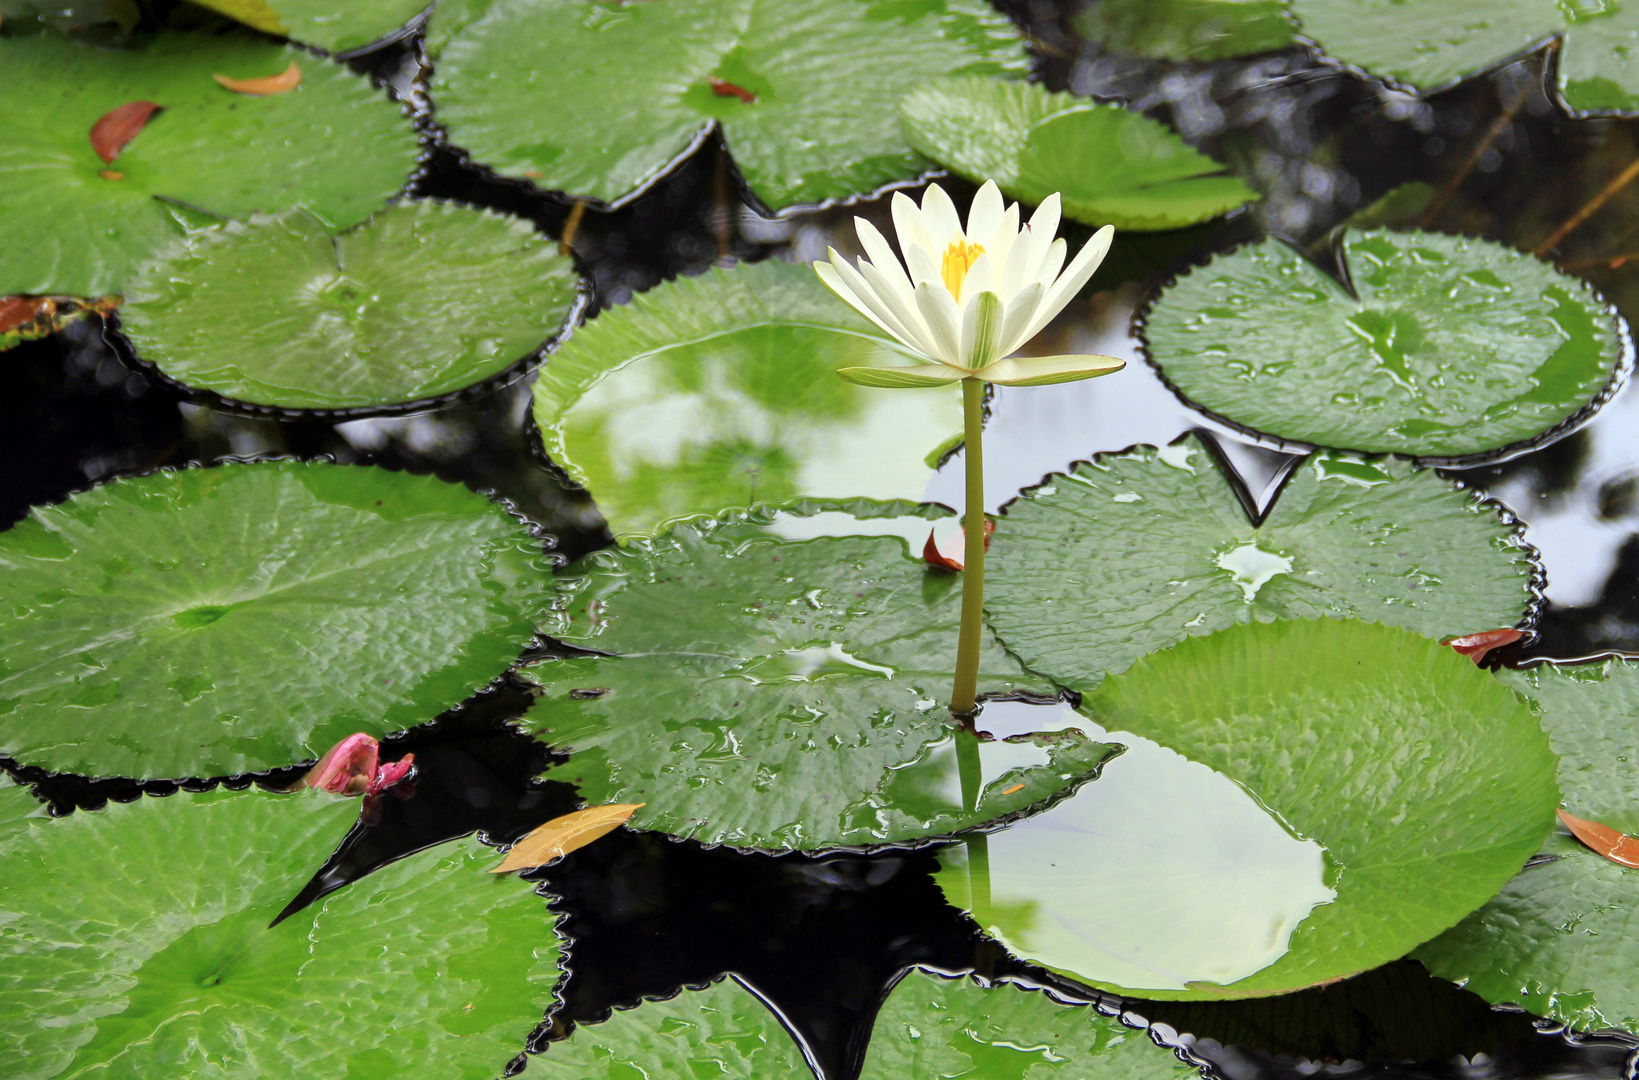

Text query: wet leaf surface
(901, 77), (1258, 230)
(987, 434), (1534, 692)
(429, 0), (1025, 209)
(0, 461), (551, 779)
(191, 0), (428, 53)
(1075, 0), (1297, 62)
(490, 802), (642, 873)
(121, 202), (581, 411)
(1143, 230), (1624, 457)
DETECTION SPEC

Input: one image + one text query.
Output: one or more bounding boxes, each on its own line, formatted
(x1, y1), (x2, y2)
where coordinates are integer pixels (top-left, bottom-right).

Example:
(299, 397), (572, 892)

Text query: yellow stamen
(941, 237), (985, 300)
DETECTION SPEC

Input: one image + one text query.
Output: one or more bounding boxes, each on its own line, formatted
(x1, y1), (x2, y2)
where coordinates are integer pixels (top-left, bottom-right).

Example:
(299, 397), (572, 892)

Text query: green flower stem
(951, 377), (985, 717)
(955, 725), (993, 930)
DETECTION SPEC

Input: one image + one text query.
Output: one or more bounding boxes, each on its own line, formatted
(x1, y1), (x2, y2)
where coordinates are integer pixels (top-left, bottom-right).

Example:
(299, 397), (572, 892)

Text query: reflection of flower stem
(955, 726), (992, 929)
(951, 379), (985, 717)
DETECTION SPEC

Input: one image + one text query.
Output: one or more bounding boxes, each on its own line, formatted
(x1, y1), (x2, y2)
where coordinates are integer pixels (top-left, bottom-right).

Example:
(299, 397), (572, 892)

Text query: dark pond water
(7, 3), (1639, 1079)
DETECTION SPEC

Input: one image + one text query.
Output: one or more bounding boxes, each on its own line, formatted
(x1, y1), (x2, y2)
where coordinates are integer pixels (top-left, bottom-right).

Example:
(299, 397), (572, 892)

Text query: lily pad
(1076, 0), (1297, 62)
(1415, 660), (1639, 1032)
(121, 202), (582, 412)
(0, 460), (551, 780)
(540, 977), (809, 1076)
(1141, 230), (1625, 458)
(0, 778), (46, 842)
(948, 619), (1560, 999)
(517, 512), (1120, 850)
(429, 0), (1026, 210)
(899, 77), (1257, 230)
(188, 0), (428, 53)
(986, 434), (1535, 693)
(0, 32), (418, 298)
(0, 789), (559, 1080)
(531, 259), (962, 538)
(859, 968), (1202, 1080)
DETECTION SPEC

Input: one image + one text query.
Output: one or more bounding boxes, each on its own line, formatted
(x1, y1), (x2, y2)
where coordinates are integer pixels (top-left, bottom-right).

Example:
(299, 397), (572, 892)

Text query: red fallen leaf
(300, 732), (414, 797)
(1558, 808), (1639, 869)
(923, 519), (996, 572)
(1, 296), (53, 335)
(89, 101), (162, 164)
(709, 76), (757, 104)
(1443, 627), (1523, 663)
(213, 61), (302, 96)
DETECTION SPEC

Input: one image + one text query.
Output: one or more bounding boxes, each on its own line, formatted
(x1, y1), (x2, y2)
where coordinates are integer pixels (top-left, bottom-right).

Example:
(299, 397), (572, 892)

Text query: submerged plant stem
(951, 378), (985, 716)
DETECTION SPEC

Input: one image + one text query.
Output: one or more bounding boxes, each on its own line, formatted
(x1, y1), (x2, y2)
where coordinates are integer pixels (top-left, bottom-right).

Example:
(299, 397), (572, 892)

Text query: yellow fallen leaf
(213, 62), (302, 97)
(489, 803), (644, 874)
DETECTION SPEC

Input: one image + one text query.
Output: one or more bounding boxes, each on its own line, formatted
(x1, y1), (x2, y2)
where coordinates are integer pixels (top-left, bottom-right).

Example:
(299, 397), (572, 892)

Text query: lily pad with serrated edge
(1141, 229), (1627, 458)
(0, 32), (417, 298)
(1075, 0), (1297, 62)
(428, 0), (1026, 211)
(899, 77), (1257, 230)
(516, 509), (1122, 851)
(1415, 660), (1639, 1033)
(946, 618), (1560, 1000)
(986, 433), (1535, 693)
(0, 460), (551, 780)
(531, 259), (963, 539)
(188, 0), (428, 53)
(1287, 0), (1639, 114)
(121, 202), (583, 412)
(0, 789), (559, 1080)
(0, 779), (46, 843)
(859, 969), (1202, 1080)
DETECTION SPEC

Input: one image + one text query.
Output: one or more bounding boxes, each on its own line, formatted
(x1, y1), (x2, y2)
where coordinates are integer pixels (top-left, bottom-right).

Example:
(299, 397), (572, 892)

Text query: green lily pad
(986, 434), (1535, 693)
(1075, 0), (1297, 62)
(0, 789), (559, 1080)
(1287, 0), (1639, 114)
(121, 202), (582, 412)
(0, 32), (418, 298)
(899, 77), (1257, 231)
(859, 968), (1202, 1079)
(0, 460), (551, 780)
(540, 977), (809, 1076)
(947, 619), (1560, 999)
(517, 511), (1120, 851)
(0, 778), (46, 842)
(429, 0), (1026, 210)
(1415, 660), (1639, 1033)
(531, 259), (962, 539)
(1142, 230), (1625, 458)
(189, 0), (428, 53)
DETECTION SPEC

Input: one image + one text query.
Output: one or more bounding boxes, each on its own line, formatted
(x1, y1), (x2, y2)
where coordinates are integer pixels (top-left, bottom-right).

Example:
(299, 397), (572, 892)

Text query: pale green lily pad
(0, 32), (417, 298)
(0, 789), (559, 1080)
(1416, 660), (1639, 1033)
(429, 0), (1025, 210)
(1287, 0), (1639, 114)
(190, 0), (428, 53)
(986, 434), (1534, 693)
(1142, 230), (1624, 457)
(0, 778), (46, 842)
(531, 259), (962, 539)
(0, 460), (551, 780)
(121, 202), (582, 411)
(540, 977), (808, 1076)
(859, 969), (1202, 1080)
(1076, 0), (1297, 62)
(946, 619), (1559, 1000)
(517, 511), (1119, 851)
(899, 77), (1257, 230)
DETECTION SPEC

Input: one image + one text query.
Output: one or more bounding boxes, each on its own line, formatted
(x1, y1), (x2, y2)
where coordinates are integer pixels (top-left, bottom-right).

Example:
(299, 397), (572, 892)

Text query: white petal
(890, 191), (939, 267)
(1023, 193), (1062, 280)
(997, 217), (1034, 302)
(959, 252), (995, 310)
(966, 180), (1003, 246)
(829, 252), (927, 355)
(905, 242), (941, 286)
(985, 201), (1022, 293)
(915, 281), (964, 367)
(1034, 237), (1068, 291)
(920, 183), (963, 246)
(1024, 225), (1114, 341)
(858, 256), (940, 357)
(997, 280), (1044, 355)
(856, 218), (911, 288)
(976, 353), (1126, 386)
(837, 363), (969, 387)
(959, 290), (1005, 370)
(815, 258), (900, 340)
(855, 218), (927, 340)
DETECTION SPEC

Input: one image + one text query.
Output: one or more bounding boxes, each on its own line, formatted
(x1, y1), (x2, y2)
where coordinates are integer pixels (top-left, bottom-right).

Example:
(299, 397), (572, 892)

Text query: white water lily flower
(814, 180), (1125, 387)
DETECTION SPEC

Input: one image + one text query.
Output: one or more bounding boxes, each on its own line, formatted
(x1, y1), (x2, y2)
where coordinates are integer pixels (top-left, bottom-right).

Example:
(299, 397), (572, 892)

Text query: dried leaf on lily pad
(491, 803), (643, 873)
(213, 61), (301, 95)
(1557, 809), (1639, 869)
(88, 101), (161, 164)
(0, 295), (120, 352)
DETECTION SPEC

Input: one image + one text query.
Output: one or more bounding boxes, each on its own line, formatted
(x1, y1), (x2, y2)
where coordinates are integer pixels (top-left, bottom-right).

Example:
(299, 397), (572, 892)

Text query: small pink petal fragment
(1559, 808), (1639, 869)
(1443, 627), (1523, 664)
(708, 77), (757, 104)
(302, 733), (379, 796)
(922, 519), (996, 572)
(367, 753), (416, 797)
(90, 100), (162, 164)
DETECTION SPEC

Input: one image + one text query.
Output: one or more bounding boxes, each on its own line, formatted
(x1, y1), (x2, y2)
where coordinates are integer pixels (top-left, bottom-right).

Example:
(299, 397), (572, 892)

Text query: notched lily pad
(1141, 229), (1626, 458)
(429, 0), (1026, 210)
(0, 789), (559, 1080)
(516, 510), (1117, 851)
(1076, 0), (1297, 62)
(900, 77), (1257, 230)
(189, 0), (430, 54)
(531, 259), (962, 538)
(0, 460), (552, 780)
(121, 201), (583, 412)
(986, 433), (1535, 693)
(0, 32), (418, 298)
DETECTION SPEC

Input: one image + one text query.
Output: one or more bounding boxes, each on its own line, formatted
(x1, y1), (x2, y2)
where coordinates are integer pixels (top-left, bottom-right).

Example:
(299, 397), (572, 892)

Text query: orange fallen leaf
(923, 519), (995, 572)
(708, 76), (757, 104)
(999, 783), (1024, 796)
(490, 803), (644, 873)
(1443, 627), (1523, 664)
(89, 101), (162, 164)
(1, 296), (53, 335)
(213, 62), (302, 96)
(1558, 808), (1639, 868)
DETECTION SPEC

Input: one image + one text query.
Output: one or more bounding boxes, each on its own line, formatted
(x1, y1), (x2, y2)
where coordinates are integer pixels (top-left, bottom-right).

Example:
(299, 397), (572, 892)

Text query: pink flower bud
(367, 753), (416, 797)
(302, 733), (379, 796)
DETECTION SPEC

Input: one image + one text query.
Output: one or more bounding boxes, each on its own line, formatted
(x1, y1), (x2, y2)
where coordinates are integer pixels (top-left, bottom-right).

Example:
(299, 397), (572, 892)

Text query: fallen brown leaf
(89, 101), (162, 164)
(214, 62), (302, 96)
(1558, 808), (1639, 868)
(490, 803), (644, 873)
(1443, 627), (1523, 664)
(708, 76), (757, 104)
(1, 296), (53, 336)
